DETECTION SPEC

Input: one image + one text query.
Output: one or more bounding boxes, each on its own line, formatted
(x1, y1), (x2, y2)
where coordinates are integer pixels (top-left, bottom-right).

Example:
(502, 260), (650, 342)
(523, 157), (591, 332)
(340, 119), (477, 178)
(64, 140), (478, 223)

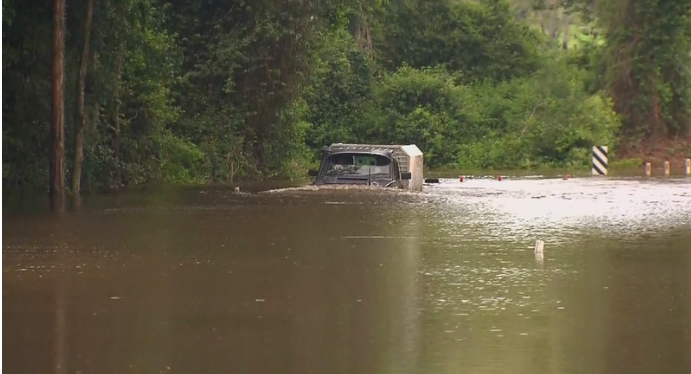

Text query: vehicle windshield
(324, 153), (391, 177)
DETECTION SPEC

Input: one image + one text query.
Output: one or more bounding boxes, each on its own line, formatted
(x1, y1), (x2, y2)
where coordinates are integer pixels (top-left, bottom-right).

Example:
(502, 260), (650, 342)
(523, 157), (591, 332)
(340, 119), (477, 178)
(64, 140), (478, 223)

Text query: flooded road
(3, 176), (691, 374)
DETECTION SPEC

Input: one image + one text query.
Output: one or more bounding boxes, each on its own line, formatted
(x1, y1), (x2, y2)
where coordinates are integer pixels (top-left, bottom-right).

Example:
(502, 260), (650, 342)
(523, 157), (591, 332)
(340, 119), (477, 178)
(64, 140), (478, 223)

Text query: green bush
(159, 132), (207, 184)
(354, 58), (620, 170)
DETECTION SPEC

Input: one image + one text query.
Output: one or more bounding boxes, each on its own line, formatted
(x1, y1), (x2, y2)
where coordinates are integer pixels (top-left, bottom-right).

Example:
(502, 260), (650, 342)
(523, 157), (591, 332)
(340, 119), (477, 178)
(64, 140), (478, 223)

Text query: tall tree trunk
(50, 0), (66, 211)
(112, 47), (124, 188)
(71, 0), (94, 194)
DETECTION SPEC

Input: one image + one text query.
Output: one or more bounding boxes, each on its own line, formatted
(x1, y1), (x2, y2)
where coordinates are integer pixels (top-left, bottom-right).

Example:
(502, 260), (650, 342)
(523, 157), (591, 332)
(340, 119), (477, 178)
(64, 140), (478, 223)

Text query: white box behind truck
(400, 145), (424, 191)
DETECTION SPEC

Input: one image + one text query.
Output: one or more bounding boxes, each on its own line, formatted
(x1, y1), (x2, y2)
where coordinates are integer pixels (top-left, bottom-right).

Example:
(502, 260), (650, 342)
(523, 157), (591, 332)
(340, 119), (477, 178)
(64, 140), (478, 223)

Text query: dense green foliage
(594, 0), (691, 138)
(3, 0), (690, 191)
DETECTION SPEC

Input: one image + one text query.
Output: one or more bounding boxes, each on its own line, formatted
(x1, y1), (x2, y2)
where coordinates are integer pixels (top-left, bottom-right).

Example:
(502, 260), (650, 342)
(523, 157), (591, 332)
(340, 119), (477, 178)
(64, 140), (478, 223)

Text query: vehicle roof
(327, 144), (399, 153)
(324, 149), (394, 159)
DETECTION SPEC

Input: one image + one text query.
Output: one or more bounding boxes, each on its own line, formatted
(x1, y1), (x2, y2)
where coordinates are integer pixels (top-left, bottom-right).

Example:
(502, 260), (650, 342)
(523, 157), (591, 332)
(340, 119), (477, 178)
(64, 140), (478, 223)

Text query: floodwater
(3, 176), (691, 374)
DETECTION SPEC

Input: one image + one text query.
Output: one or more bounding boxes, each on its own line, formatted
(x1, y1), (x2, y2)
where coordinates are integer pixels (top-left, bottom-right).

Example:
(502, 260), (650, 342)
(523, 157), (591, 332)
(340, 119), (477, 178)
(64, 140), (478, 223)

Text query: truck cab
(308, 147), (411, 188)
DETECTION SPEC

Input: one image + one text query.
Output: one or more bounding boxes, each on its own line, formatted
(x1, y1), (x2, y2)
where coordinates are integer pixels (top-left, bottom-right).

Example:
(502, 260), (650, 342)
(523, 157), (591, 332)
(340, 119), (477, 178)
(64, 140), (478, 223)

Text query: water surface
(4, 176), (691, 374)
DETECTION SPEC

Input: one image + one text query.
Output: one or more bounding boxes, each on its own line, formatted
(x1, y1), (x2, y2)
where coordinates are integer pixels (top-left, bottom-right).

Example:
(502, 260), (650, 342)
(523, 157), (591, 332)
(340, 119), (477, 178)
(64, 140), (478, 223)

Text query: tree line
(3, 0), (690, 200)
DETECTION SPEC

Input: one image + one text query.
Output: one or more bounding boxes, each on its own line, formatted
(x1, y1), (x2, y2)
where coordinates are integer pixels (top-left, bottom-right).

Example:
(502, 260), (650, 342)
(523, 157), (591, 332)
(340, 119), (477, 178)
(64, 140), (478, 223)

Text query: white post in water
(664, 161), (670, 176)
(645, 162), (652, 177)
(534, 240), (544, 254)
(534, 240), (544, 265)
(686, 159), (690, 175)
(592, 146), (608, 176)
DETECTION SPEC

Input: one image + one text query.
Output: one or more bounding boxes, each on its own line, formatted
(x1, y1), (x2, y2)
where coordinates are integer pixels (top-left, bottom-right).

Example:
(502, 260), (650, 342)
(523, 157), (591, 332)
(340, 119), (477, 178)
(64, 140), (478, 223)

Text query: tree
(563, 0), (691, 138)
(50, 0), (66, 210)
(71, 0), (94, 194)
(602, 0), (691, 138)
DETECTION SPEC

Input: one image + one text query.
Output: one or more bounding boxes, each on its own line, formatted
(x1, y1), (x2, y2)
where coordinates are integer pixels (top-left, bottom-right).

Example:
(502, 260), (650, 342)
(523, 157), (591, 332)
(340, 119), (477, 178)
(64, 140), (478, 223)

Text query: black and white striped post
(591, 146), (608, 176)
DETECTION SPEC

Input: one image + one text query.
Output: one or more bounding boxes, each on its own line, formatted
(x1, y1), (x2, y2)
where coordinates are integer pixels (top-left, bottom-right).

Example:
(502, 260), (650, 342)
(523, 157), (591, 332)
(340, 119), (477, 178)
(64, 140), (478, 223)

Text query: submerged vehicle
(308, 143), (424, 191)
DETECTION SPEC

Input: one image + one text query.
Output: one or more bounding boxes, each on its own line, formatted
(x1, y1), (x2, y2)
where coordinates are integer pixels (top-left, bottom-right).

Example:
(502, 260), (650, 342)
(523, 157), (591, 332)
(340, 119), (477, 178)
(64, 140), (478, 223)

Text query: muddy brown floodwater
(3, 177), (691, 374)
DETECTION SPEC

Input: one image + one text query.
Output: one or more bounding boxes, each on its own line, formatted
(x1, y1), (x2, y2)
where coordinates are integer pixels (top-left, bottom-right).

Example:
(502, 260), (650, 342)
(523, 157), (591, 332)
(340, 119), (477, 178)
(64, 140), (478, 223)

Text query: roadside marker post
(592, 146), (608, 176)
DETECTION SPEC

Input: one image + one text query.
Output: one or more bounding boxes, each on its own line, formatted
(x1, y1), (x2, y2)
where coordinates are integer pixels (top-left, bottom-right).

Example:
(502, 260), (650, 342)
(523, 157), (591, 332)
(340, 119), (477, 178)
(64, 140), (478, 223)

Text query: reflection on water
(3, 177), (691, 374)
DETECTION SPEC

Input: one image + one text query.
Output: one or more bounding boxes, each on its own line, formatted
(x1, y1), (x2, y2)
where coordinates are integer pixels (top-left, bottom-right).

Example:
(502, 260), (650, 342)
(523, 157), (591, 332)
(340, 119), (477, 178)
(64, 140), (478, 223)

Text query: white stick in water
(534, 240), (544, 254)
(534, 240), (545, 265)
